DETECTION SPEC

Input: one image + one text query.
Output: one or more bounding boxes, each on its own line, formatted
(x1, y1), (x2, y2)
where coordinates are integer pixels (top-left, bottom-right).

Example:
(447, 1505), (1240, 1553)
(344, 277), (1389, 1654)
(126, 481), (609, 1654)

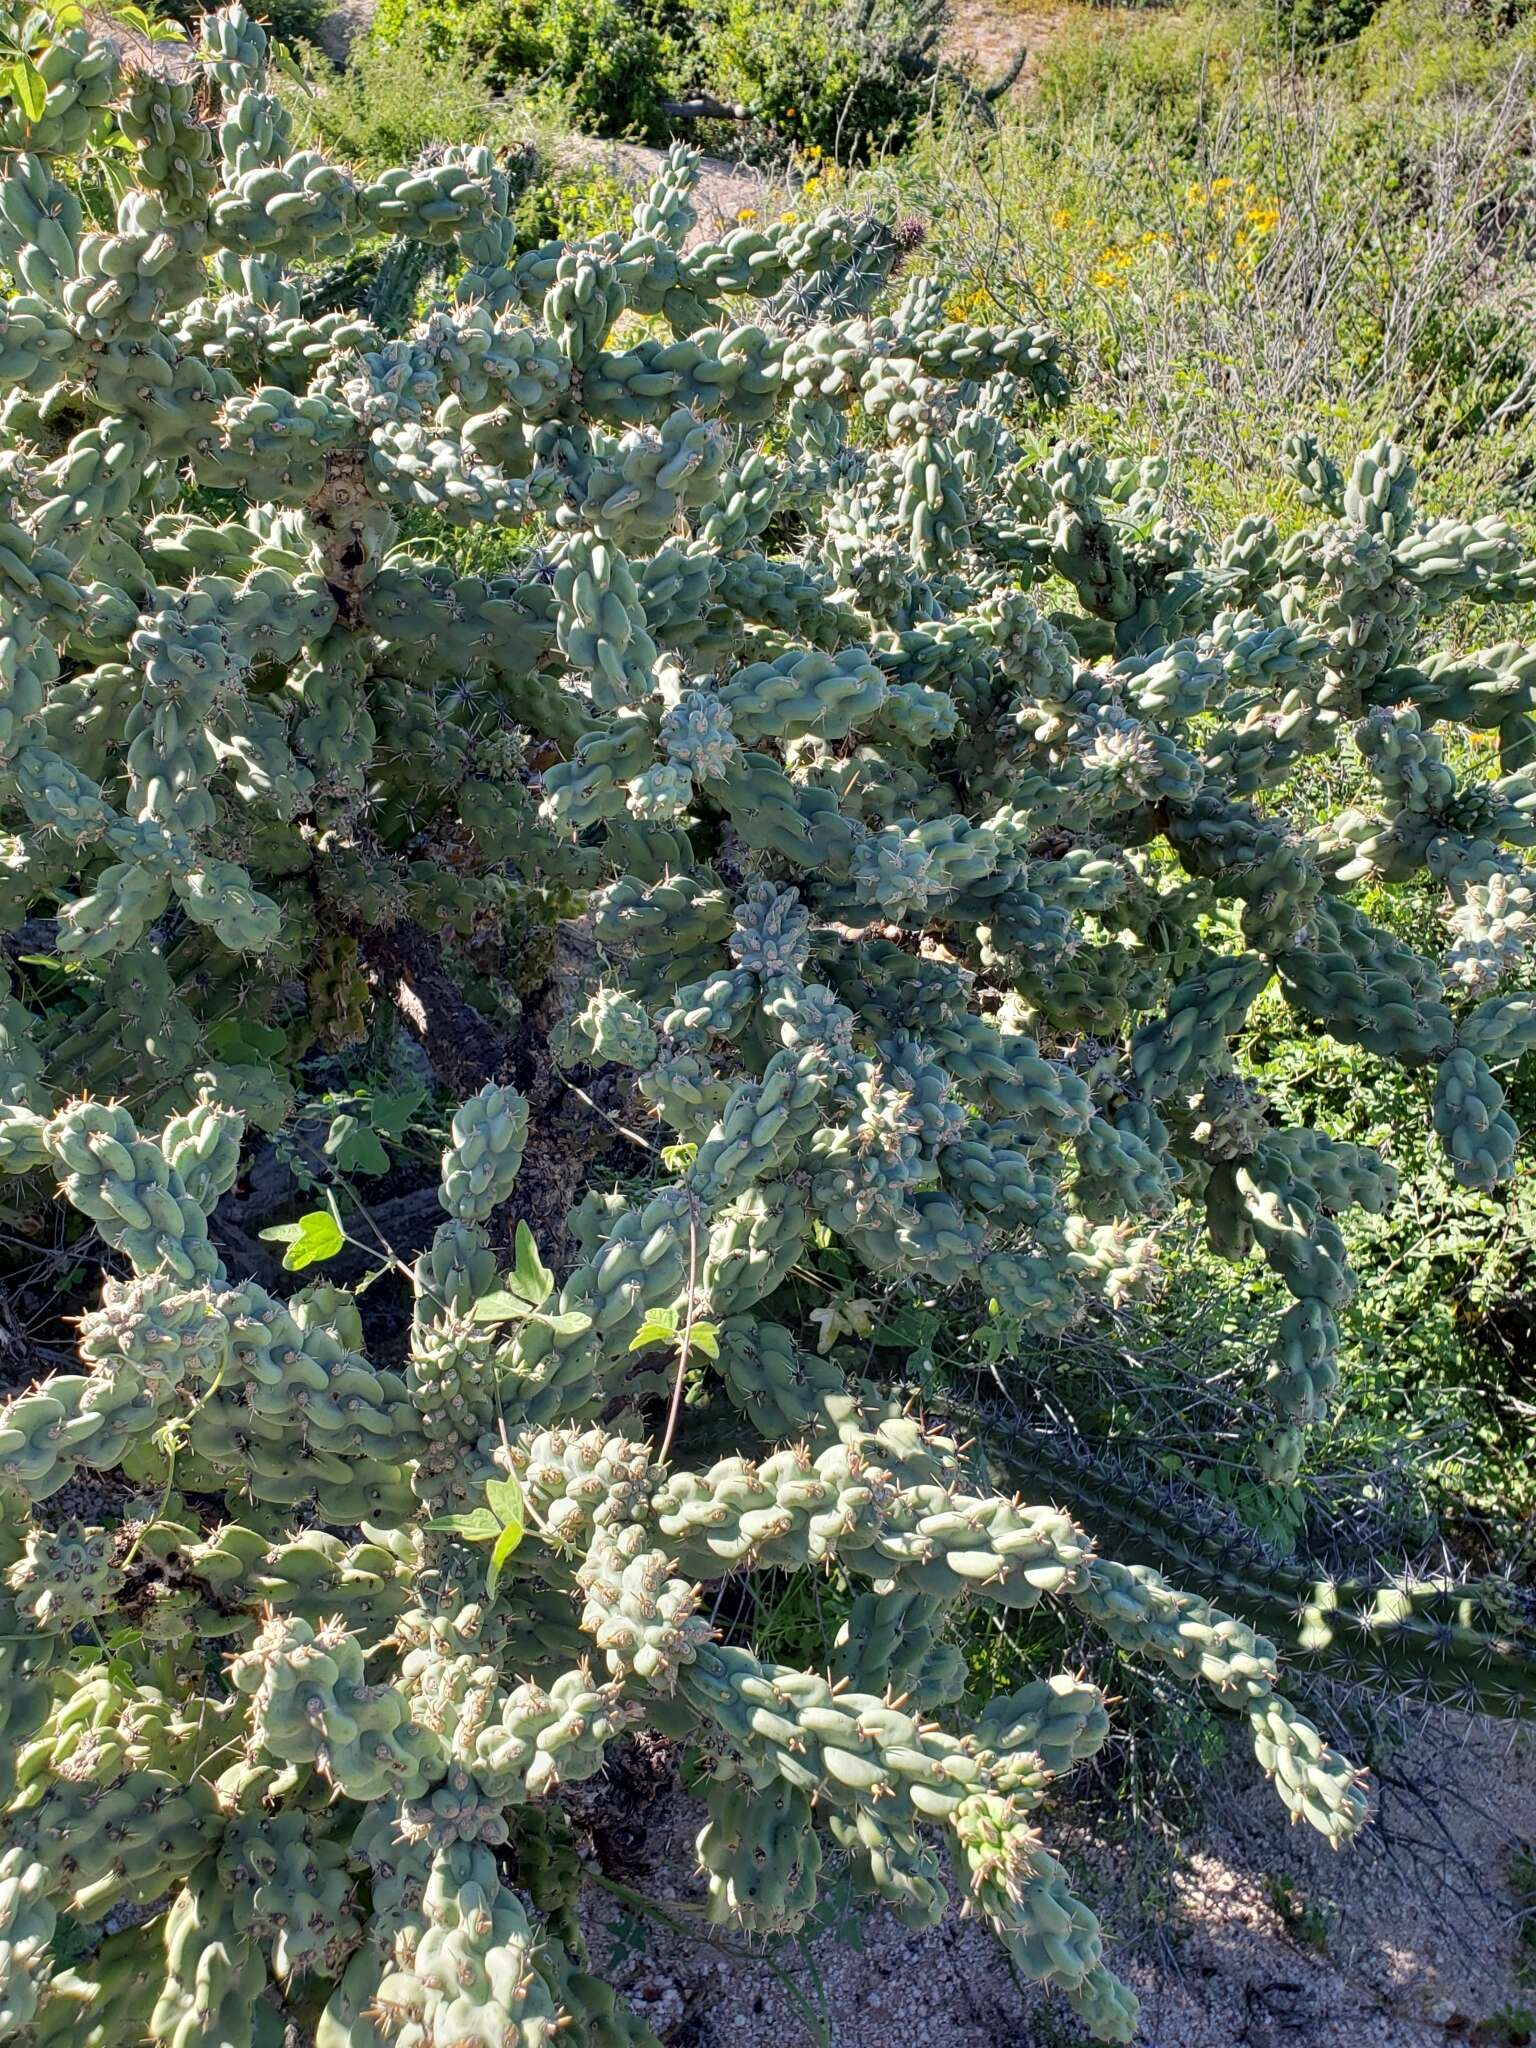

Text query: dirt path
(576, 138), (781, 245)
(940, 0), (1075, 98)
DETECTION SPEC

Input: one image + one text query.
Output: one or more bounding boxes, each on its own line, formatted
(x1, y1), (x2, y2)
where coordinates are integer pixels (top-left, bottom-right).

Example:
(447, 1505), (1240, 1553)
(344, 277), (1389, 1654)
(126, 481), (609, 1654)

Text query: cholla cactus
(1, 11), (1534, 2044)
(0, 1085), (1384, 2045)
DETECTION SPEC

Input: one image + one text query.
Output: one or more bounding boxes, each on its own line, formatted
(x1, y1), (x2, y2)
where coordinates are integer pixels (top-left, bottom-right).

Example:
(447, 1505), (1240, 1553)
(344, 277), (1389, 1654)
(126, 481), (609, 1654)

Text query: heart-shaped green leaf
(629, 1306), (678, 1352)
(325, 1113), (390, 1177)
(259, 1209), (344, 1271)
(369, 1083), (427, 1140)
(208, 1017), (287, 1063)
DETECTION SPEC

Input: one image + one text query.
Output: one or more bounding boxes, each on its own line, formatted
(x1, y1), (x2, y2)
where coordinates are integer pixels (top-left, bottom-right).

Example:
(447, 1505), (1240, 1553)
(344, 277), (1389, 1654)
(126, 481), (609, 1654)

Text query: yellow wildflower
(736, 207), (757, 223)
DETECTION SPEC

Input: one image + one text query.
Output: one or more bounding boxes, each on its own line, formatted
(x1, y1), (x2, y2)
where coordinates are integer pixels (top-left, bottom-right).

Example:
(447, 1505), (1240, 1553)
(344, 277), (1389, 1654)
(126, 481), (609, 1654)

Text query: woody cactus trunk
(1, 9), (1535, 2044)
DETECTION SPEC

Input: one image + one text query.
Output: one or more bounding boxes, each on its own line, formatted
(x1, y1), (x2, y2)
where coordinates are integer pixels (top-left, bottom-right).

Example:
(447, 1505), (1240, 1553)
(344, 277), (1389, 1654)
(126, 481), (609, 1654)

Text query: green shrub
(1277, 0), (1387, 51)
(691, 0), (949, 159)
(531, 0), (671, 138)
(505, 144), (636, 246)
(370, 0), (673, 139)
(1026, 5), (1237, 142)
(161, 0), (334, 51)
(874, 0), (1536, 527)
(1244, 917), (1536, 1518)
(370, 0), (549, 75)
(290, 19), (514, 164)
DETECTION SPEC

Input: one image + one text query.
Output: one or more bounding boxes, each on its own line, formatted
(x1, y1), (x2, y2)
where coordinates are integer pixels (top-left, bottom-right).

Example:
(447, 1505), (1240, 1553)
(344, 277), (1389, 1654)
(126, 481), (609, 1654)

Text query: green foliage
(885, 0), (1536, 512)
(530, 0), (671, 139)
(369, 0), (548, 75)
(365, 0), (955, 153)
(1477, 2009), (1536, 2048)
(504, 147), (635, 250)
(1286, 0), (1385, 49)
(1245, 974), (1536, 1513)
(160, 0), (333, 49)
(259, 1202), (346, 1269)
(290, 19), (516, 166)
(369, 0), (672, 141)
(2, 10), (1536, 2046)
(690, 0), (948, 160)
(1027, 5), (1228, 138)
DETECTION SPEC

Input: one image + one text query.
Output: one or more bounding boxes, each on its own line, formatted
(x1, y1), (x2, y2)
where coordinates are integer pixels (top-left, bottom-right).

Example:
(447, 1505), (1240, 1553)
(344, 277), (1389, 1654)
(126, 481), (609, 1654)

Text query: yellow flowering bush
(1184, 176), (1283, 265)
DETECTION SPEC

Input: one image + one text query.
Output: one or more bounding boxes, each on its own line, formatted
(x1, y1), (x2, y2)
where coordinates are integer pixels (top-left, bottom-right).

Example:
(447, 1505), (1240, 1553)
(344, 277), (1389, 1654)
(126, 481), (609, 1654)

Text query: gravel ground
(582, 1714), (1536, 2048)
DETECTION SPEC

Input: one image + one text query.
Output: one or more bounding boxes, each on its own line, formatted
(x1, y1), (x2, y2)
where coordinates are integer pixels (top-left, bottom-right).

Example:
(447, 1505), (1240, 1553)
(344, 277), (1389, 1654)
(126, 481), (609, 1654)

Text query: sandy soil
(580, 1714), (1536, 2048)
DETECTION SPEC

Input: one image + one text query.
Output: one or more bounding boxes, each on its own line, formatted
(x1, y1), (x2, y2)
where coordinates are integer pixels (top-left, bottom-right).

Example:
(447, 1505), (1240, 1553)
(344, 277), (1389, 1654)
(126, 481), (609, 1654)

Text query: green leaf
(423, 1507), (502, 1541)
(536, 1308), (593, 1336)
(258, 1208), (344, 1271)
(872, 1306), (937, 1349)
(11, 58), (46, 121)
(270, 38), (308, 84)
(369, 1083), (427, 1141)
(207, 1017), (287, 1064)
(485, 1517), (523, 1601)
(629, 1306), (679, 1352)
(478, 1229), (555, 1314)
(511, 1221), (555, 1307)
(688, 1321), (720, 1361)
(484, 1475), (523, 1529)
(470, 1289), (535, 1325)
(660, 1141), (697, 1172)
(325, 1112), (390, 1177)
